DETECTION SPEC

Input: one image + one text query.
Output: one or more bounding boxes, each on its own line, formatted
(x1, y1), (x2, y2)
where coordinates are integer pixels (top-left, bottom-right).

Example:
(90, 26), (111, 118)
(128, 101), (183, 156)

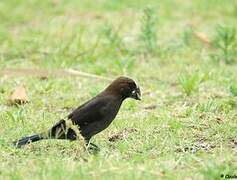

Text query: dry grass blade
(193, 31), (211, 45)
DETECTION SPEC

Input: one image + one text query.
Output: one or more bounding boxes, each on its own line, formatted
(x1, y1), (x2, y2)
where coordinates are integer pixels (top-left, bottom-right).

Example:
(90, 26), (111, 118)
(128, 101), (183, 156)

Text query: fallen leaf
(9, 84), (29, 105)
(193, 31), (211, 45)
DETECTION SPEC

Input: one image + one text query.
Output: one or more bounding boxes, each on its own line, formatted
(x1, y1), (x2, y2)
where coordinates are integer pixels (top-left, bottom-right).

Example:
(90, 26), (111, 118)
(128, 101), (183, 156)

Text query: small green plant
(229, 84), (237, 96)
(182, 27), (194, 46)
(102, 24), (123, 50)
(219, 99), (237, 113)
(196, 99), (217, 113)
(139, 7), (158, 54)
(178, 72), (201, 96)
(211, 26), (237, 64)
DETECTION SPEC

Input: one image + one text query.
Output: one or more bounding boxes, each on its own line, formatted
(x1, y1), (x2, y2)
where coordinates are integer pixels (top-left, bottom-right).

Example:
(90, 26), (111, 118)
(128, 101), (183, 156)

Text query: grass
(139, 7), (158, 54)
(229, 84), (237, 96)
(0, 0), (237, 179)
(178, 71), (201, 96)
(211, 26), (237, 64)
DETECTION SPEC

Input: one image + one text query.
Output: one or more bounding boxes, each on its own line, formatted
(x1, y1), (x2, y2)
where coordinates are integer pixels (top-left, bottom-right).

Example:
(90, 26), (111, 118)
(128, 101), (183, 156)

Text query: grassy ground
(0, 0), (237, 179)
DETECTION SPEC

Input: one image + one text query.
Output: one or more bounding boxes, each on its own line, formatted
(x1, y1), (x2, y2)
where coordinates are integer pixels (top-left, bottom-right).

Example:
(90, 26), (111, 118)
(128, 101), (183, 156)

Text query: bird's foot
(86, 142), (100, 154)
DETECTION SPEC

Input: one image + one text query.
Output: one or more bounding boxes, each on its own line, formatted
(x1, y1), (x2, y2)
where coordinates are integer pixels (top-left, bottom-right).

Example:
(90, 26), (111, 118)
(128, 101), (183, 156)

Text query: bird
(13, 76), (141, 149)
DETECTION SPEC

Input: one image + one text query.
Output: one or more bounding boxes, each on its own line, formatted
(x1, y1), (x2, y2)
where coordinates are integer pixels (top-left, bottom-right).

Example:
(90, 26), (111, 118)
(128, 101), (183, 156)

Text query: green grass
(0, 0), (237, 179)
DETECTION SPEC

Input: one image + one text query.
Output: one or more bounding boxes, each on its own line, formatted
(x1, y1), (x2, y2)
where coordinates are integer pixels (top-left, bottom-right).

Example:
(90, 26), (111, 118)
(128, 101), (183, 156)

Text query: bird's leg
(85, 138), (100, 152)
(85, 138), (90, 146)
(89, 142), (100, 149)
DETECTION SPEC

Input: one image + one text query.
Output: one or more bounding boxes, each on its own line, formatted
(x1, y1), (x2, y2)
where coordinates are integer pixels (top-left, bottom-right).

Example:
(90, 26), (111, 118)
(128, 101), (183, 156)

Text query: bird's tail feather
(13, 134), (44, 148)
(13, 119), (78, 148)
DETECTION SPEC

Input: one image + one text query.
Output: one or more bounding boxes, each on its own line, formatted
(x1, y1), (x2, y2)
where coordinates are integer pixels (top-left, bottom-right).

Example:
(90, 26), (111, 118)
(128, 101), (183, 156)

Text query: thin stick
(66, 69), (113, 81)
(0, 68), (113, 81)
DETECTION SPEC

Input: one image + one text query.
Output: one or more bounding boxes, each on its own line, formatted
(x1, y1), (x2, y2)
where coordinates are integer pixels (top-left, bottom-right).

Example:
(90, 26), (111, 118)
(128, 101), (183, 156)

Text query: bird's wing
(67, 95), (112, 126)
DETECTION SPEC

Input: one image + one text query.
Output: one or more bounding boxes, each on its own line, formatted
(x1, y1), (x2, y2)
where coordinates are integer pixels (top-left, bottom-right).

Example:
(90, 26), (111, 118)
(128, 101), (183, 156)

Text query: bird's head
(105, 76), (141, 100)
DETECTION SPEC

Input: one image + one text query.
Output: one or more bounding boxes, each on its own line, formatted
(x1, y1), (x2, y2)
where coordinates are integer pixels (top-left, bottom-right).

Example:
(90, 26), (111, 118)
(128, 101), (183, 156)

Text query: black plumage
(14, 76), (141, 148)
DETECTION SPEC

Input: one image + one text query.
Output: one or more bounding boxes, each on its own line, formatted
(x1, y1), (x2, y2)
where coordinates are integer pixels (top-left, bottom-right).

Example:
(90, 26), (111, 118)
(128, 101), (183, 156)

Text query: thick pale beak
(131, 87), (141, 100)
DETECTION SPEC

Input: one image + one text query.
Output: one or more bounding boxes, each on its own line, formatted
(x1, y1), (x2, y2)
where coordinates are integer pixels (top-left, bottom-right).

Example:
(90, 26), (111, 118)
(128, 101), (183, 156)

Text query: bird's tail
(13, 119), (78, 148)
(13, 134), (44, 148)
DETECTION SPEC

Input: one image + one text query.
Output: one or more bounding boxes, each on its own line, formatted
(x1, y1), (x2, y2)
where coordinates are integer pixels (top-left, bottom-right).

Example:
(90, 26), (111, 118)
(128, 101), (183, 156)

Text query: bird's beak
(130, 87), (141, 100)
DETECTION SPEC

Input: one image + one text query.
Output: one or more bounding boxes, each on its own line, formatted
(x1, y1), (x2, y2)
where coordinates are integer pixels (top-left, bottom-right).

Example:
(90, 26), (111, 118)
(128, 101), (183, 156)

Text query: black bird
(14, 76), (141, 149)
